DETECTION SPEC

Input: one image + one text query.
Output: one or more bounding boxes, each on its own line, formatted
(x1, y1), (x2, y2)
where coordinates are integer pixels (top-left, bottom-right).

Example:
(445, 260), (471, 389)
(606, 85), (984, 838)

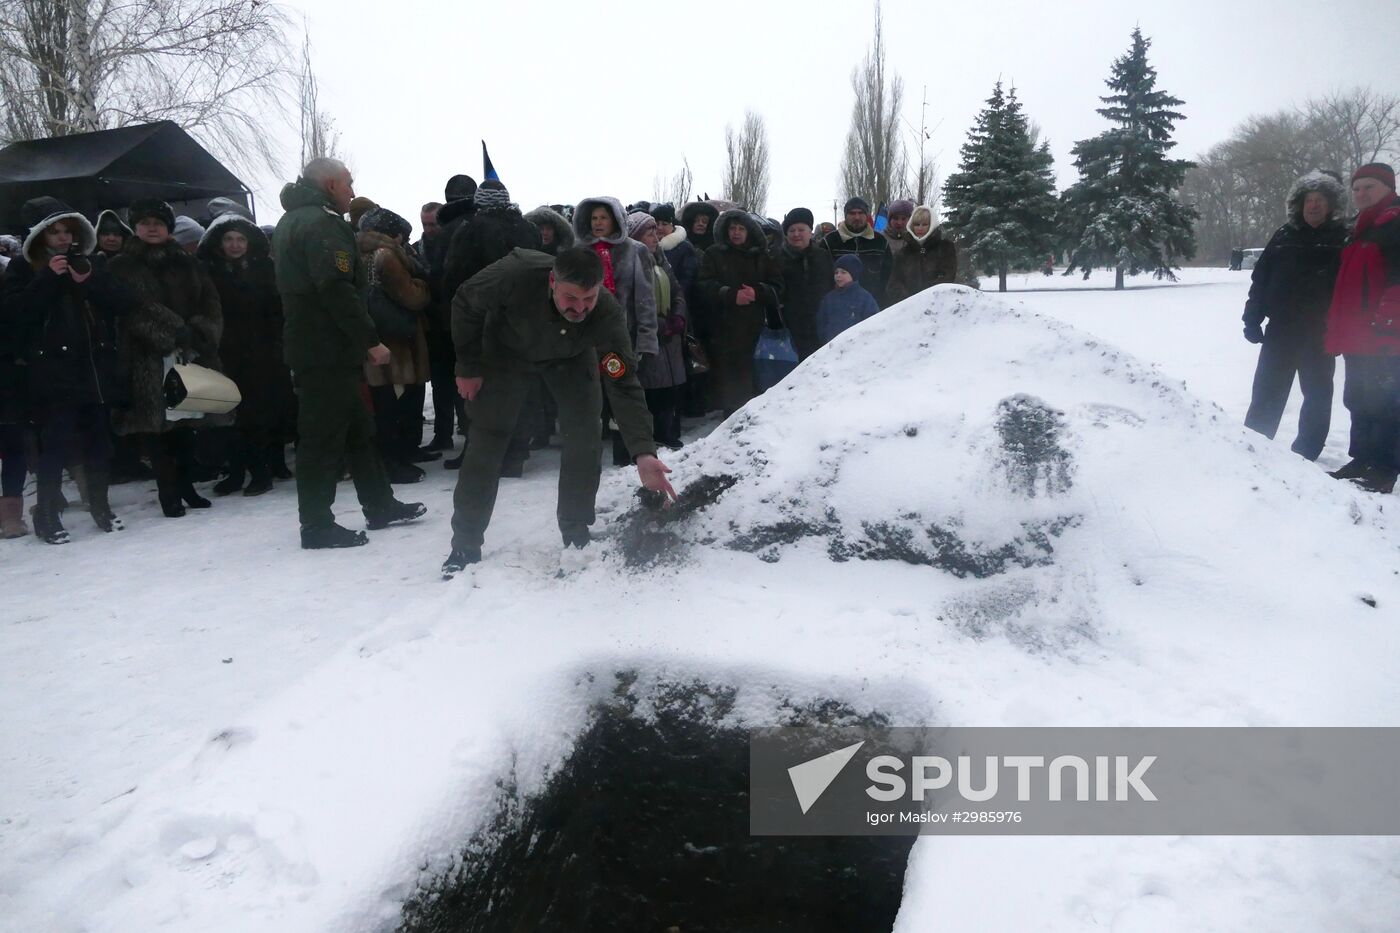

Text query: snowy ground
(3, 267), (1398, 932)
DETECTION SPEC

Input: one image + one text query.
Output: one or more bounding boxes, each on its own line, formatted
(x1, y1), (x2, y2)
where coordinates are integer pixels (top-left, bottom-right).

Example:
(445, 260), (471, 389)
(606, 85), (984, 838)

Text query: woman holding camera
(1, 197), (130, 543)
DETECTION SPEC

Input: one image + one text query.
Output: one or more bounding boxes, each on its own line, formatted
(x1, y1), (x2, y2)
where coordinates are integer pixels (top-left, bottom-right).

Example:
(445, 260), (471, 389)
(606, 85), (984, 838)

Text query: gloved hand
(1243, 322), (1264, 344)
(173, 323), (194, 350)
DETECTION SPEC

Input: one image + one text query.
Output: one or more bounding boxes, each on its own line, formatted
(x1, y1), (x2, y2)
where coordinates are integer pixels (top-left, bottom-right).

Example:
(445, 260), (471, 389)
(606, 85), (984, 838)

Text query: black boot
(242, 458), (273, 497)
(427, 434), (455, 452)
(442, 546), (481, 578)
(180, 482), (212, 509)
(300, 523), (369, 549)
(88, 470), (124, 533)
(1330, 458), (1370, 480)
(157, 477), (186, 518)
(1353, 466), (1398, 494)
(443, 452), (463, 470)
(385, 460), (425, 484)
(364, 499), (427, 530)
(267, 443), (293, 479)
(32, 481), (70, 545)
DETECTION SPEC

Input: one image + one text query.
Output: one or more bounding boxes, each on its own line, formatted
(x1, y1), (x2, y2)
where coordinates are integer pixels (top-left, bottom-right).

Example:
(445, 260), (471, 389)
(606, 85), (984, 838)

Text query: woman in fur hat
(358, 206), (434, 484)
(197, 214), (295, 496)
(1, 197), (132, 542)
(108, 198), (225, 517)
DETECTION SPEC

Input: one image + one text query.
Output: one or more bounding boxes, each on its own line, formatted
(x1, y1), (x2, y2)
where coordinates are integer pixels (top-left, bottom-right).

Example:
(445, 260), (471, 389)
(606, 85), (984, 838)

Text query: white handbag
(163, 354), (241, 415)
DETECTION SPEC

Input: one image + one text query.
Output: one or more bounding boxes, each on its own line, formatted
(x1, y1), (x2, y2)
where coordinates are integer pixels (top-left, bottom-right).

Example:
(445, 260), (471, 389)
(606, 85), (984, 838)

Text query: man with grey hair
(442, 245), (677, 576)
(273, 158), (426, 549)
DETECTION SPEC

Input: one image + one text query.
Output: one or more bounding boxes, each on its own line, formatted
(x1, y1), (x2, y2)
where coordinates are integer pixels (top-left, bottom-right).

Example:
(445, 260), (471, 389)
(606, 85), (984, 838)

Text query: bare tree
(0, 0), (292, 176)
(839, 1), (908, 210)
(1184, 86), (1400, 262)
(906, 85), (938, 207)
(722, 111), (770, 214)
(298, 30), (340, 166)
(1304, 86), (1400, 174)
(652, 156), (693, 206)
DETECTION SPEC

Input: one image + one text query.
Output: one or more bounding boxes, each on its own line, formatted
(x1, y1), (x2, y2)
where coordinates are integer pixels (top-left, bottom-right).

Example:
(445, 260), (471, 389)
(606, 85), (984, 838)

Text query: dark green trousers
(450, 352), (604, 552)
(294, 369), (394, 529)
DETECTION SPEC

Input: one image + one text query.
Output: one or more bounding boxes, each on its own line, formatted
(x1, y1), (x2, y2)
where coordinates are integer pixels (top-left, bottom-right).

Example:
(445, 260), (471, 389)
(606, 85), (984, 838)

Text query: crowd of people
(1242, 163), (1400, 494)
(4, 155), (1395, 560)
(0, 158), (960, 558)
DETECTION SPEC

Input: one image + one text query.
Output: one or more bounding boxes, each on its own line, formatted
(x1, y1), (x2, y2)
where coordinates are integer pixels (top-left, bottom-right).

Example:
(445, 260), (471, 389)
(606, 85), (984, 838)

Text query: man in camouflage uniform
(273, 158), (426, 549)
(444, 246), (677, 575)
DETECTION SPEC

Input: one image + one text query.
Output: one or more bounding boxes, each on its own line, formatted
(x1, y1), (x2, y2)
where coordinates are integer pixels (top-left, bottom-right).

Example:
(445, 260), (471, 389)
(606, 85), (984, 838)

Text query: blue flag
(482, 141), (499, 182)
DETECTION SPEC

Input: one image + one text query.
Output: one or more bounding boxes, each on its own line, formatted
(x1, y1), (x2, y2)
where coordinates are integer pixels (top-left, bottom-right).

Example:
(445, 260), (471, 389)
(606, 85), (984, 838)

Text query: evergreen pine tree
(943, 82), (1059, 292)
(1060, 28), (1198, 290)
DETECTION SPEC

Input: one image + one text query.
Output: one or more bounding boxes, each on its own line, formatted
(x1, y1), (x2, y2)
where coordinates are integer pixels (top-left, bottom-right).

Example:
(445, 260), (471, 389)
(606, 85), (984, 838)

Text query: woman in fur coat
(197, 214), (295, 496)
(358, 207), (434, 484)
(107, 199), (224, 517)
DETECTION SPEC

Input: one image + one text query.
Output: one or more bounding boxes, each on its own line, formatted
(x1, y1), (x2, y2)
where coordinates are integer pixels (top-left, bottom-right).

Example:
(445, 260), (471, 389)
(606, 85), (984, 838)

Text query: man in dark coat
(698, 210), (784, 414)
(444, 246), (677, 575)
(272, 157), (425, 548)
(822, 197), (893, 307)
(1242, 171), (1348, 461)
(441, 180), (541, 309)
(772, 207), (833, 361)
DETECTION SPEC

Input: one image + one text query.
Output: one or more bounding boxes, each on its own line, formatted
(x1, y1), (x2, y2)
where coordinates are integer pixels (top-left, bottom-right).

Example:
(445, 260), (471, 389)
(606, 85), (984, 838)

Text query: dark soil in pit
(397, 678), (914, 933)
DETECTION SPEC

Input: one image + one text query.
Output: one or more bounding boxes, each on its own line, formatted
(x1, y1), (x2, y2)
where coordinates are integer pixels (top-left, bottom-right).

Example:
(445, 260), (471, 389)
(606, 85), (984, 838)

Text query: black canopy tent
(0, 121), (253, 233)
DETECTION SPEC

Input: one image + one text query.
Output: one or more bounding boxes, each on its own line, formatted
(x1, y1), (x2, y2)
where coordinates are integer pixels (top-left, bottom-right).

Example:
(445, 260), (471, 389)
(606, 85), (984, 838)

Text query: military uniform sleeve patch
(600, 352), (627, 380)
(334, 250), (351, 273)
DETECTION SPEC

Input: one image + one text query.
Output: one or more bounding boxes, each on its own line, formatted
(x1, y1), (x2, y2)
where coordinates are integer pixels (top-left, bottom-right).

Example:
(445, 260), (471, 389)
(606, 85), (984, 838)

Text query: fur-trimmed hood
(710, 209), (768, 255)
(96, 209), (133, 240)
(660, 226), (687, 251)
(524, 206), (575, 250)
(20, 201), (95, 261)
(196, 213), (270, 262)
(573, 196), (629, 245)
(679, 200), (719, 232)
(1287, 170), (1346, 224)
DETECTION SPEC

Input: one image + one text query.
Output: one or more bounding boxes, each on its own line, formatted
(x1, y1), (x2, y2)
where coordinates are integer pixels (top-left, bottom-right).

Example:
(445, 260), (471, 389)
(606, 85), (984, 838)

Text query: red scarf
(591, 241), (617, 295)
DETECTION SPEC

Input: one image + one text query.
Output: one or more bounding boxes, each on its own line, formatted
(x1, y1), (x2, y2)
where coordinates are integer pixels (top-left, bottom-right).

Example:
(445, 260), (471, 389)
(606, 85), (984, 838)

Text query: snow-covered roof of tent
(0, 121), (252, 230)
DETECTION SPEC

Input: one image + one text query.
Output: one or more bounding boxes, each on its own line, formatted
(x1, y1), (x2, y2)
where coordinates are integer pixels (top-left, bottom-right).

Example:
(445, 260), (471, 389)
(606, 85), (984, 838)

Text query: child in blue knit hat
(816, 254), (881, 347)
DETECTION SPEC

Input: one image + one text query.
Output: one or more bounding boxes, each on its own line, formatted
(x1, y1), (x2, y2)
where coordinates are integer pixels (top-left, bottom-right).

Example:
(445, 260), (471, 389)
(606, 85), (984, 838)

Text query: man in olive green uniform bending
(444, 246), (677, 575)
(273, 158), (426, 549)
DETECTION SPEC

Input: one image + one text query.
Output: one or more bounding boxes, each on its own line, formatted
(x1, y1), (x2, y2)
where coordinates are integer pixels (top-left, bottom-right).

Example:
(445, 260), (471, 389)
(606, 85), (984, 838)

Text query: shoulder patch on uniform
(334, 250), (351, 273)
(600, 352), (627, 380)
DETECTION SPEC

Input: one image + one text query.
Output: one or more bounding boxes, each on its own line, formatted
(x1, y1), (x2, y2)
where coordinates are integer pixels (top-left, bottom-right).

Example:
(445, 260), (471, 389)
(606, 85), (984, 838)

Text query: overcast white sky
(248, 0), (1400, 229)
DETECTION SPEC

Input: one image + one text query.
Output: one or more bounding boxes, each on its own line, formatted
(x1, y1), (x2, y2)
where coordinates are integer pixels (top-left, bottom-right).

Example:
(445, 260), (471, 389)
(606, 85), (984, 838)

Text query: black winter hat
(21, 196), (71, 230)
(843, 196), (871, 215)
(359, 206), (413, 243)
(782, 207), (814, 232)
(128, 198), (175, 231)
(650, 203), (677, 225)
(445, 174), (477, 202)
(474, 179), (511, 210)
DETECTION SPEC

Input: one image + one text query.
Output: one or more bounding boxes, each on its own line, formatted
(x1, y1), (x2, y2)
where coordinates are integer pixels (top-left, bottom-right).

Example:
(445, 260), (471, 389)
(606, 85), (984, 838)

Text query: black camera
(65, 246), (91, 276)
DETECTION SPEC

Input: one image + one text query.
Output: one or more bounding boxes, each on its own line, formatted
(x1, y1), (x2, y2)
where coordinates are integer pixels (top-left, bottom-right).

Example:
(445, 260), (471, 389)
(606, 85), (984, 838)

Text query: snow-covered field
(4, 267), (1398, 932)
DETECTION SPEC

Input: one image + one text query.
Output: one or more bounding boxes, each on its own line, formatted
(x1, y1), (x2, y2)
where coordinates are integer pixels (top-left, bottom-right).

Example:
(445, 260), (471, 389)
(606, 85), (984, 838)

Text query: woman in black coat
(2, 198), (130, 543)
(698, 210), (784, 415)
(197, 215), (295, 495)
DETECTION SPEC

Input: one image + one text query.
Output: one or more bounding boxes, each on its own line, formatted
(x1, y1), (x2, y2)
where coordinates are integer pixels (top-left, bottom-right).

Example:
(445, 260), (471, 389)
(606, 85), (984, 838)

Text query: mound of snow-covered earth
(4, 273), (1399, 931)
